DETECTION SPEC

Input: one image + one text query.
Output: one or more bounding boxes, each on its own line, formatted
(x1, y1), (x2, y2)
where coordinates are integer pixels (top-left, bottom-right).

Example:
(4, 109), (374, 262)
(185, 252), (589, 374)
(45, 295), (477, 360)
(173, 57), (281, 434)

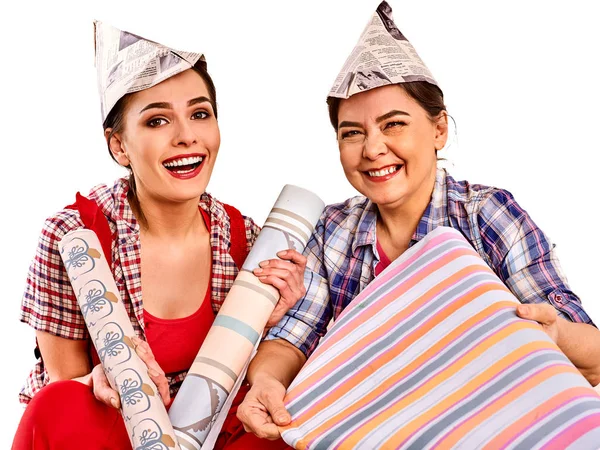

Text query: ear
(433, 111), (449, 151)
(105, 128), (130, 167)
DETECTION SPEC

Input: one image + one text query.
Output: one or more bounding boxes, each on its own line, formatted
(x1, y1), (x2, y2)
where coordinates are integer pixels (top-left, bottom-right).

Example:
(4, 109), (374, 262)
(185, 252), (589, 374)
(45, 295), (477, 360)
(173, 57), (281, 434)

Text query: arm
(238, 217), (333, 438)
(237, 340), (307, 439)
(517, 304), (600, 386)
(36, 331), (90, 381)
(22, 214), (170, 406)
(477, 191), (599, 384)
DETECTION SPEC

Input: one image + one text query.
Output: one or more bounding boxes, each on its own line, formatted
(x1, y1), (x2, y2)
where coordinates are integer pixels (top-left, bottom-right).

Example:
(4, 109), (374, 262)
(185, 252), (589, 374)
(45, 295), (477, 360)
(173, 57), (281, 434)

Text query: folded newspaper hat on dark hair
(328, 1), (438, 99)
(94, 21), (206, 123)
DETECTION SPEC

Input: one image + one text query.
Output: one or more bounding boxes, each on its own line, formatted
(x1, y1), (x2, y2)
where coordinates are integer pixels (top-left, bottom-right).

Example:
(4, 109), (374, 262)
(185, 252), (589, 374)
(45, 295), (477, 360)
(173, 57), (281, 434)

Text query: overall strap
(65, 192), (114, 267)
(223, 204), (249, 269)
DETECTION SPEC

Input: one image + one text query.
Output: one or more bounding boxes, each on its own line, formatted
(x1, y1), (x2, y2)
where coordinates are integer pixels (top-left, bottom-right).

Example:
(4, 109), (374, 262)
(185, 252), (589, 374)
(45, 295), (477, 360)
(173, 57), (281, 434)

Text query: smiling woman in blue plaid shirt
(238, 28), (600, 447)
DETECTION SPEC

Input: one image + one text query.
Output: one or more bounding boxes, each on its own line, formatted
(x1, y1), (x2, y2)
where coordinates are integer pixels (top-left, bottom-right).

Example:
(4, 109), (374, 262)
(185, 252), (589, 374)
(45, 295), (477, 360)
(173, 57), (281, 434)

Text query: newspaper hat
(328, 1), (438, 99)
(94, 21), (205, 123)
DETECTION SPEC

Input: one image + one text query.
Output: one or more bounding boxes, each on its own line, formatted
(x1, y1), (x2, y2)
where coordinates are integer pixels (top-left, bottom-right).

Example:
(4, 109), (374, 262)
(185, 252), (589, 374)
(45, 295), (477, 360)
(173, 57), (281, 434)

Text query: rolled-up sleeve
(479, 190), (594, 326)
(20, 211), (89, 340)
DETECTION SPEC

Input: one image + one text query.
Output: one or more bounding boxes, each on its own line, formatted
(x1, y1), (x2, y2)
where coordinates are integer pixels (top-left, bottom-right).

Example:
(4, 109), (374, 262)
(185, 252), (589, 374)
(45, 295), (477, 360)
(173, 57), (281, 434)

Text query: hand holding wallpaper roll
(280, 227), (600, 449)
(59, 230), (180, 450)
(168, 184), (325, 450)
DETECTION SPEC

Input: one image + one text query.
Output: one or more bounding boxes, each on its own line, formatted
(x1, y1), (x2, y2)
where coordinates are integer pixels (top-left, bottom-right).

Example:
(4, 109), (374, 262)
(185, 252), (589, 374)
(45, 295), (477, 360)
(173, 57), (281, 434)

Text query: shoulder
(40, 208), (85, 244)
(39, 178), (129, 245)
(319, 195), (371, 233)
(86, 178), (130, 223)
(444, 172), (525, 220)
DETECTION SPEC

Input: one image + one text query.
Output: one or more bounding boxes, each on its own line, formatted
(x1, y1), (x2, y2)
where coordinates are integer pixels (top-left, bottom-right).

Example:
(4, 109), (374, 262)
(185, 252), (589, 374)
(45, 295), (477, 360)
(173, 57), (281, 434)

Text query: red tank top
(143, 208), (214, 375)
(374, 239), (393, 277)
(63, 193), (248, 376)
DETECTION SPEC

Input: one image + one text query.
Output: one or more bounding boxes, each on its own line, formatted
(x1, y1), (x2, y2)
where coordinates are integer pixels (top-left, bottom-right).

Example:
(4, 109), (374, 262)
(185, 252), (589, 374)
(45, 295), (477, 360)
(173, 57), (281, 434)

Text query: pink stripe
(539, 412), (600, 449)
(293, 275), (501, 409)
(430, 361), (575, 449)
(312, 237), (476, 359)
(500, 396), (600, 449)
(306, 312), (517, 443)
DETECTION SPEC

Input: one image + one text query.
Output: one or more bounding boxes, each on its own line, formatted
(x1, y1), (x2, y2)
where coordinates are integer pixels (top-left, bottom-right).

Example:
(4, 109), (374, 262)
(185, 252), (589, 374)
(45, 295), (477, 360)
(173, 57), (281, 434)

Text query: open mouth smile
(162, 154), (205, 179)
(364, 164), (403, 182)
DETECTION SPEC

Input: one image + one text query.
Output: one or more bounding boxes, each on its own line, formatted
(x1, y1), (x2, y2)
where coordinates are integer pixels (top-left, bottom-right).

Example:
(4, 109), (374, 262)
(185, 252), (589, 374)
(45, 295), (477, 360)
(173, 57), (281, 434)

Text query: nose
(173, 119), (197, 147)
(363, 131), (388, 160)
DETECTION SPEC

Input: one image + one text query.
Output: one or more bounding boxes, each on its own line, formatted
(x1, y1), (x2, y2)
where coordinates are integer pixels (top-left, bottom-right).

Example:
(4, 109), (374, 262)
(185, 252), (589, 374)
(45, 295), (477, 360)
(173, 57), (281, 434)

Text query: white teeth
(163, 156), (203, 168)
(368, 165), (400, 177)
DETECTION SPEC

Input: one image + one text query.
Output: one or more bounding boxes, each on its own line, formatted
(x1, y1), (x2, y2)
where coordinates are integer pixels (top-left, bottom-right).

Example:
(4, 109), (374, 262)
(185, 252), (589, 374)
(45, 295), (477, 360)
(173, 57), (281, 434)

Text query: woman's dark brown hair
(326, 81), (445, 131)
(102, 60), (217, 225)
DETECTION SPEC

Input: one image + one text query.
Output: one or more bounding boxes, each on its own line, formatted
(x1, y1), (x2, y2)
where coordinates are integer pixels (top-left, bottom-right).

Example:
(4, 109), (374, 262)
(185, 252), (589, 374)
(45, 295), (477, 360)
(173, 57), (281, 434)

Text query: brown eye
(385, 121), (406, 129)
(341, 130), (362, 139)
(147, 118), (167, 128)
(191, 111), (209, 120)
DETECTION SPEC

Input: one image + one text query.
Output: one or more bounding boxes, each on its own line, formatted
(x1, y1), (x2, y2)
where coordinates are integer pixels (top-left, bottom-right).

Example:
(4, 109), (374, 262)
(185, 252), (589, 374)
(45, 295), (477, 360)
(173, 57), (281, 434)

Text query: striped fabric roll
(281, 227), (600, 449)
(168, 185), (324, 450)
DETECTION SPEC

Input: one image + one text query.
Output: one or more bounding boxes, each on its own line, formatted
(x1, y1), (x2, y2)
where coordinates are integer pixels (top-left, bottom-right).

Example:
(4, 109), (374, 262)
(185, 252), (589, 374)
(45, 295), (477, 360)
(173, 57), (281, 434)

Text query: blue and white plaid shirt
(265, 168), (594, 357)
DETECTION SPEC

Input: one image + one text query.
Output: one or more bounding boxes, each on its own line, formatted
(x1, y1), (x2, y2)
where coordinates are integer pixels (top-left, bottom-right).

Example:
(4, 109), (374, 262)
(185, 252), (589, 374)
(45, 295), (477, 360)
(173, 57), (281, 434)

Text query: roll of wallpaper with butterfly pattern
(60, 229), (180, 450)
(281, 226), (600, 450)
(168, 184), (325, 450)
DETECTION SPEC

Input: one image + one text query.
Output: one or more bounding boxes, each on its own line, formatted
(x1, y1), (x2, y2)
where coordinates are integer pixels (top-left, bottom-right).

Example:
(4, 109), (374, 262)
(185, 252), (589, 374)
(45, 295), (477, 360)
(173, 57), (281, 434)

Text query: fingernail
(519, 305), (529, 314)
(277, 250), (288, 256)
(259, 261), (269, 268)
(110, 397), (119, 408)
(277, 415), (289, 423)
(254, 268), (263, 274)
(148, 368), (160, 377)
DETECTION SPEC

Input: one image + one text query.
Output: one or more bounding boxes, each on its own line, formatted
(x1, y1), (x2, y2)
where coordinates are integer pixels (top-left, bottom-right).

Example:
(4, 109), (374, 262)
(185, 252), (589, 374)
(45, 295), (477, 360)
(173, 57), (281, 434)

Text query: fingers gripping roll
(168, 185), (324, 450)
(59, 230), (180, 450)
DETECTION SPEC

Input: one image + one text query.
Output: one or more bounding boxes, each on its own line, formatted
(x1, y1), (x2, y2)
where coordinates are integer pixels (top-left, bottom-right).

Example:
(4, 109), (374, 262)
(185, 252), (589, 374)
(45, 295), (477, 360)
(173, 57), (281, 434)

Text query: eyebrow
(338, 110), (410, 129)
(376, 110), (410, 122)
(139, 96), (212, 114)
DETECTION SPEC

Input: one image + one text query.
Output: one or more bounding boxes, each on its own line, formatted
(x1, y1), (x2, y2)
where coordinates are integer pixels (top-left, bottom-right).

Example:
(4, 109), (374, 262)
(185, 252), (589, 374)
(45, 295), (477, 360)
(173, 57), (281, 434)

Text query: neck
(376, 167), (437, 249)
(130, 189), (206, 240)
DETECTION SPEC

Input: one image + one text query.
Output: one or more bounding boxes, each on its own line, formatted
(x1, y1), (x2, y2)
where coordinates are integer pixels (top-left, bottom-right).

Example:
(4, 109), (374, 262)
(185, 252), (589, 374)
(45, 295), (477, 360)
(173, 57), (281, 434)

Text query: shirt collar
(351, 167), (451, 252)
(412, 168), (451, 243)
(351, 199), (378, 255)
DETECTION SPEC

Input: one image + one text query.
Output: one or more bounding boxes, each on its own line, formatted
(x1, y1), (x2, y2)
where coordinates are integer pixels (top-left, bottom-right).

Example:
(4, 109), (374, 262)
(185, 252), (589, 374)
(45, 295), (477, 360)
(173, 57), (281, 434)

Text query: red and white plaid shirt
(19, 178), (260, 404)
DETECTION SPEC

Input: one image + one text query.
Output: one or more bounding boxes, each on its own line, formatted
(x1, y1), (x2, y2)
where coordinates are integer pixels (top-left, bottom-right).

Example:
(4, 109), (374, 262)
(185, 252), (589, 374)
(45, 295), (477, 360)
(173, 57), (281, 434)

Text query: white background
(1, 0), (598, 444)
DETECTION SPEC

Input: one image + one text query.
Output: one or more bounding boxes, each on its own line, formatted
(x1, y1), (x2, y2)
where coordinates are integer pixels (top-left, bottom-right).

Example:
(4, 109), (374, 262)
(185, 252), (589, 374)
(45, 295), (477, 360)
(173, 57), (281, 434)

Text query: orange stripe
(483, 386), (599, 449)
(343, 326), (550, 449)
(304, 247), (489, 361)
(286, 271), (503, 421)
(286, 260), (497, 404)
(282, 300), (521, 445)
(434, 364), (582, 448)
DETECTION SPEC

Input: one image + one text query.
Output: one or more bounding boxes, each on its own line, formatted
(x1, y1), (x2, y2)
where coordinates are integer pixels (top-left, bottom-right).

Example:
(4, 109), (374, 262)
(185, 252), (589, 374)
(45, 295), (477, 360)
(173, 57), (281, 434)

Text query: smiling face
(336, 84), (448, 211)
(106, 68), (220, 204)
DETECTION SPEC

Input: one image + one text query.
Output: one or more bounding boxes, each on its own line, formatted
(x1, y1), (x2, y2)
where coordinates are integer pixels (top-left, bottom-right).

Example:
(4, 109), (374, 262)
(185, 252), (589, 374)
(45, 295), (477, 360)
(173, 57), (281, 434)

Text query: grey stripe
(288, 272), (498, 415)
(263, 218), (310, 243)
(173, 430), (202, 449)
(194, 356), (238, 382)
(516, 400), (600, 449)
(173, 432), (201, 450)
(213, 315), (260, 345)
(404, 352), (568, 449)
(270, 207), (314, 231)
(326, 240), (471, 336)
(307, 310), (515, 449)
(566, 426), (600, 449)
(233, 279), (278, 306)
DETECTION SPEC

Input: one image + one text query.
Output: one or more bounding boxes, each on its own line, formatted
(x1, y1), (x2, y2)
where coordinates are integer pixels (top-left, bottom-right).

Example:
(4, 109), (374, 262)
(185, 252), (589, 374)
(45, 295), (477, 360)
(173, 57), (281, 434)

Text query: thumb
(265, 399), (291, 426)
(516, 304), (532, 318)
